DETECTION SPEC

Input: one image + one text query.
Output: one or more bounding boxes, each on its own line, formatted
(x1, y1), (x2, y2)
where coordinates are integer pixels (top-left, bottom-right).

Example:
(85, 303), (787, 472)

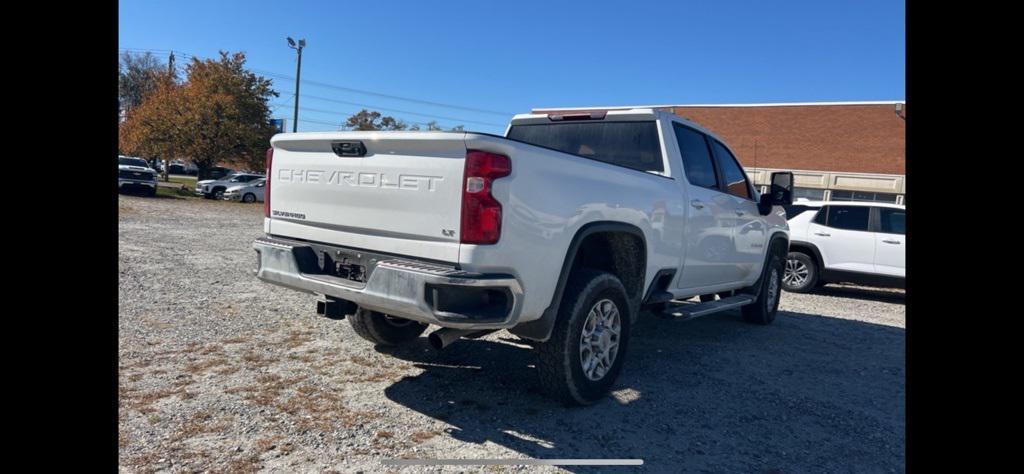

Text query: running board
(657, 294), (755, 321)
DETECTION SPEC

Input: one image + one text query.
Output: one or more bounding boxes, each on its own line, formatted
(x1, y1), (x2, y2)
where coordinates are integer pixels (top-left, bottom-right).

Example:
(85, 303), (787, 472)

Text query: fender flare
(747, 232), (791, 298)
(509, 221), (646, 342)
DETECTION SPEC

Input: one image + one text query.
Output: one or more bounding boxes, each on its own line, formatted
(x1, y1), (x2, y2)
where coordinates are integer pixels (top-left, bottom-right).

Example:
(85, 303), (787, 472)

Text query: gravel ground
(119, 195), (905, 473)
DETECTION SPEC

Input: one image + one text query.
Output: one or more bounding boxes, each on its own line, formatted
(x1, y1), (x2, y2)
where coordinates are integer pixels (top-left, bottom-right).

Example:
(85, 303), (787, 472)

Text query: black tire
(347, 308), (427, 345)
(242, 193), (256, 203)
(535, 269), (633, 406)
(782, 251), (818, 293)
(212, 187), (225, 200)
(741, 249), (784, 325)
(148, 187), (157, 197)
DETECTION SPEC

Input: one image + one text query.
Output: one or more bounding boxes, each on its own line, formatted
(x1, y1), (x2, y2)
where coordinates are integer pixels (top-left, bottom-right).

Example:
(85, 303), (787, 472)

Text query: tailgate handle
(331, 141), (367, 157)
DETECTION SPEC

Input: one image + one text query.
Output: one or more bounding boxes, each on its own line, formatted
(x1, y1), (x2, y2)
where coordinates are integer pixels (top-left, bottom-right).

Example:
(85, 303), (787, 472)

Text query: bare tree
(119, 52), (170, 113)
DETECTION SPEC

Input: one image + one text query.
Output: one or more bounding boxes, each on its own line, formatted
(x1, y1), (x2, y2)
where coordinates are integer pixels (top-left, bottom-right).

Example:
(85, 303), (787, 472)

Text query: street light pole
(287, 37), (306, 133)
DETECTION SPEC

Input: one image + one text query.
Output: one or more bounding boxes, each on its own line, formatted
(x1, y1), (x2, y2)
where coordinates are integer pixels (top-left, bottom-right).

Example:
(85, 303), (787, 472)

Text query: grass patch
(166, 175), (197, 186)
(153, 185), (198, 200)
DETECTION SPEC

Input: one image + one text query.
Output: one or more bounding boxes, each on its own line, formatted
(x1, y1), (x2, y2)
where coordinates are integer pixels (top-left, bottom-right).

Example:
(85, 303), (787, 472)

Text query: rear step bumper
(253, 235), (524, 330)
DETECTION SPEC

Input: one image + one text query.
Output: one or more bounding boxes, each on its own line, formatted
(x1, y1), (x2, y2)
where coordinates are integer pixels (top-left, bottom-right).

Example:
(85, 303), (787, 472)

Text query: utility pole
(163, 50), (177, 181)
(287, 37), (306, 133)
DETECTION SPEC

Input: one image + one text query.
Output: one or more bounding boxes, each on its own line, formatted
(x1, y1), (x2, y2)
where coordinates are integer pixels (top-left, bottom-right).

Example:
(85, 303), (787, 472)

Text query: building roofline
(531, 100), (905, 113)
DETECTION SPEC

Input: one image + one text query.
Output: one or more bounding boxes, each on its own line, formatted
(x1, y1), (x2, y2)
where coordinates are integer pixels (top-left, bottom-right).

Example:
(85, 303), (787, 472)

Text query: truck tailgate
(267, 131), (467, 263)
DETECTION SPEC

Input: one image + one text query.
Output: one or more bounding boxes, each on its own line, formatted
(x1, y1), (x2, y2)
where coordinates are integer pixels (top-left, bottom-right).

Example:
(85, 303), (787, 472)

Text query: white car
(195, 173), (264, 199)
(223, 178), (265, 203)
(253, 108), (794, 404)
(783, 200), (905, 292)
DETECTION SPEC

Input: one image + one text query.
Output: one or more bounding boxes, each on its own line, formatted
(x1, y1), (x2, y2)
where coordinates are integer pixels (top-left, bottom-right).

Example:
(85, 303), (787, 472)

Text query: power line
(278, 103), (463, 130)
(253, 69), (513, 117)
(120, 47), (509, 128)
(274, 90), (504, 127)
(120, 47), (516, 116)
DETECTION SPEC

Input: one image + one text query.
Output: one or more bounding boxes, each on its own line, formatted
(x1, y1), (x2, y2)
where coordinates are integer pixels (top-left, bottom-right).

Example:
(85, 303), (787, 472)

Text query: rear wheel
(347, 308), (427, 345)
(535, 269), (632, 406)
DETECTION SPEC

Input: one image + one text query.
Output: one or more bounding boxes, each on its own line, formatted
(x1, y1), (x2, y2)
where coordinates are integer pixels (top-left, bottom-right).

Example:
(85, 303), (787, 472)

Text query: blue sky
(119, 0), (904, 135)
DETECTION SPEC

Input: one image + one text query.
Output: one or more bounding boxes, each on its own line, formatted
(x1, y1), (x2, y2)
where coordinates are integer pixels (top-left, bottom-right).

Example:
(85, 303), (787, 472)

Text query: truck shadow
(378, 310), (905, 472)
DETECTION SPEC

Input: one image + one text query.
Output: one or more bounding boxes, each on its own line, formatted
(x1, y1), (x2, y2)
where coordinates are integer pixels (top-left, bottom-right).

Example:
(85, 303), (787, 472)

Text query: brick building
(534, 101), (907, 204)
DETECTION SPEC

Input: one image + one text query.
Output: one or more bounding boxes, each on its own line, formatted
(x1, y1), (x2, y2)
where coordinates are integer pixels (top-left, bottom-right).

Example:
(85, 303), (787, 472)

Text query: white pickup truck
(253, 107), (793, 405)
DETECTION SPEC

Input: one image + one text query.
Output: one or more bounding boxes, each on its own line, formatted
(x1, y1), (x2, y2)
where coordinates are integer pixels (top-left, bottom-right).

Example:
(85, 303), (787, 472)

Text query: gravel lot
(119, 195), (905, 473)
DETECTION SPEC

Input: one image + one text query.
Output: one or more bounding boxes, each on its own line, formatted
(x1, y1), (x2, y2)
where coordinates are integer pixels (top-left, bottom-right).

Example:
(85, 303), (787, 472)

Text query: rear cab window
(506, 121), (664, 173)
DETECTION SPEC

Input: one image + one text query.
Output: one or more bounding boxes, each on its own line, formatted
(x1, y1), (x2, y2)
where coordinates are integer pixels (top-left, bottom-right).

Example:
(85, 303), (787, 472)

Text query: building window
(830, 190), (899, 203)
(792, 187), (826, 201)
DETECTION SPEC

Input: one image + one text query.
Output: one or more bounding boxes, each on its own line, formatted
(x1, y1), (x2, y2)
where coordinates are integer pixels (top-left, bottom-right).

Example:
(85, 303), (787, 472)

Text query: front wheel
(535, 269), (632, 406)
(347, 308), (427, 345)
(212, 188), (225, 200)
(242, 193), (256, 203)
(741, 250), (784, 325)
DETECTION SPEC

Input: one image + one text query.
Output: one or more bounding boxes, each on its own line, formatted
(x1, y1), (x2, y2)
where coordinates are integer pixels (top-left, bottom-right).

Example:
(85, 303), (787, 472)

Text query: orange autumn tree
(119, 51), (278, 179)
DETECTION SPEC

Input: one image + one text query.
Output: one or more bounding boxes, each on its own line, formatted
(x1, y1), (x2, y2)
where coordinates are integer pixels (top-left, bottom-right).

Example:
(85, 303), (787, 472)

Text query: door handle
(735, 210), (745, 216)
(690, 200), (704, 210)
(882, 239), (901, 244)
(814, 232), (831, 237)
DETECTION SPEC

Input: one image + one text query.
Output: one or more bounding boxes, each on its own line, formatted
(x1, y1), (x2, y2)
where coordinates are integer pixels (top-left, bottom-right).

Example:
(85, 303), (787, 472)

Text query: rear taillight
(264, 147), (273, 218)
(460, 150), (511, 244)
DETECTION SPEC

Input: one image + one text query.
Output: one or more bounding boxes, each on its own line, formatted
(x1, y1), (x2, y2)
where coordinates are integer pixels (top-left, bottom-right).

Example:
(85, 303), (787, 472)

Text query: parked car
(118, 155), (158, 197)
(203, 166), (236, 181)
(223, 178), (265, 203)
(782, 200), (905, 292)
(168, 160), (199, 175)
(252, 107), (794, 405)
(195, 172), (264, 199)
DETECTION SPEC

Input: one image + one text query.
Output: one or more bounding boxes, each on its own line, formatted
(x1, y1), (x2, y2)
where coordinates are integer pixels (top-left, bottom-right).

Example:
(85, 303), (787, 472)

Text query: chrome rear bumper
(252, 235), (523, 329)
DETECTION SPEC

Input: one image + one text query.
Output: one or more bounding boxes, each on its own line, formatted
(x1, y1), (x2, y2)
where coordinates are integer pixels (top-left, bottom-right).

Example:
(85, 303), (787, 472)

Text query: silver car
(222, 178), (266, 203)
(195, 173), (264, 199)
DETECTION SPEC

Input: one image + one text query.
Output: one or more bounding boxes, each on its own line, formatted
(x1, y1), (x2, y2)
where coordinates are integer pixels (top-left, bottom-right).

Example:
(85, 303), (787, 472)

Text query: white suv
(782, 200), (905, 292)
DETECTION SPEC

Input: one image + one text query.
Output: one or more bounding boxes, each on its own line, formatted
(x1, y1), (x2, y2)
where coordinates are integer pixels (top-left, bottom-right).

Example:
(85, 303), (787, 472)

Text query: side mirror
(758, 171), (794, 215)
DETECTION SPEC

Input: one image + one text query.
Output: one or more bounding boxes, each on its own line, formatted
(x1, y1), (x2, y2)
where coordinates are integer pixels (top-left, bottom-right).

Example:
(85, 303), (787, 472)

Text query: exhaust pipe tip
(428, 332), (446, 350)
(428, 328), (486, 350)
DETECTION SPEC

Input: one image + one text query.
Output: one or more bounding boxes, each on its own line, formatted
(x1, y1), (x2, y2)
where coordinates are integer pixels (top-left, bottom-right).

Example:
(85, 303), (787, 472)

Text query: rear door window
(824, 205), (871, 231)
(671, 123), (718, 189)
(507, 121), (664, 173)
(709, 140), (752, 200)
(783, 205), (821, 219)
(878, 207), (906, 234)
